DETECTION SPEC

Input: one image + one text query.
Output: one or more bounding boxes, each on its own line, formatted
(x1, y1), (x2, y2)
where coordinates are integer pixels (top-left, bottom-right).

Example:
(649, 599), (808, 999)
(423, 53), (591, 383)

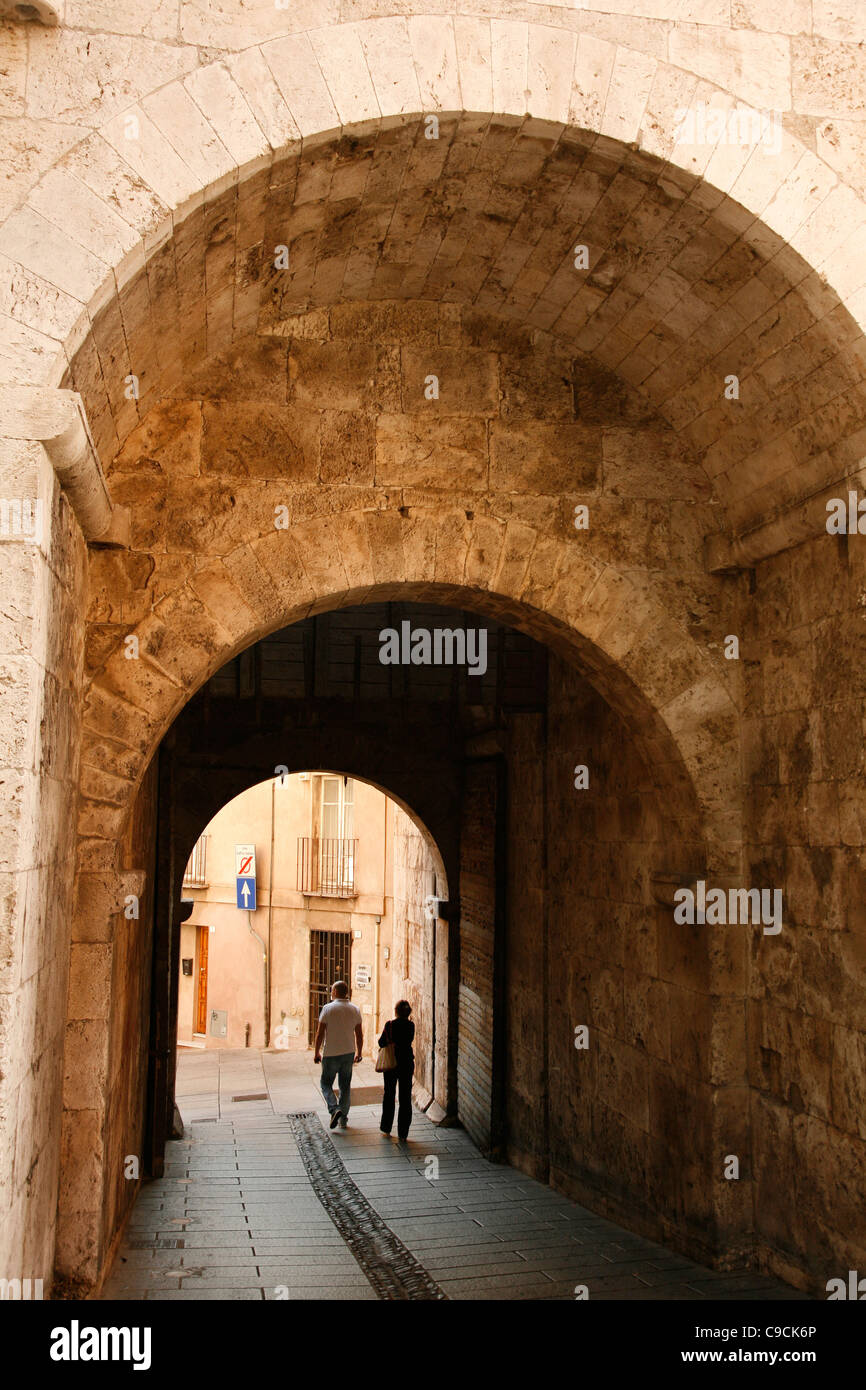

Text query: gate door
(309, 930), (352, 1042)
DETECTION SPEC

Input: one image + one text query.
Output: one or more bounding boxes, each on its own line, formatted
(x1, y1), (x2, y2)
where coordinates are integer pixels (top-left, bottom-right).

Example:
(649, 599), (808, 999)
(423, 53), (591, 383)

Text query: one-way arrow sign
(236, 876), (256, 910)
(235, 843), (257, 910)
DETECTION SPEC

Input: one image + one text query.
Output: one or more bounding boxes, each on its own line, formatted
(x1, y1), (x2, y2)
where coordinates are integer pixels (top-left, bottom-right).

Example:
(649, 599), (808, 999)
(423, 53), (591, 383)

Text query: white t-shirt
(318, 999), (362, 1056)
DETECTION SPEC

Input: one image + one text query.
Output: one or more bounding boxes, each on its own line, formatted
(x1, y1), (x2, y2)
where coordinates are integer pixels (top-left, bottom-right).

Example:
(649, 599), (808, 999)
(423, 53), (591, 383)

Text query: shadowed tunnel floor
(100, 1050), (808, 1302)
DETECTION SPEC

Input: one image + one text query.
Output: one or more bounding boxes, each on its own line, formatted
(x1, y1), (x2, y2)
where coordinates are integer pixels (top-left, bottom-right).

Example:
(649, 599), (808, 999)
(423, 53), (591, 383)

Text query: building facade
(176, 773), (399, 1053)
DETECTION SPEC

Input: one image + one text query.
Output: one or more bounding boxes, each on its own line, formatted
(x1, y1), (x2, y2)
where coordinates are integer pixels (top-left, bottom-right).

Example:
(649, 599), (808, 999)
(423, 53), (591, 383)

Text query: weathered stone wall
(0, 438), (86, 1294)
(544, 656), (733, 1262)
(501, 658), (738, 1262)
(58, 755), (155, 1289)
(86, 299), (720, 667)
(102, 757), (158, 1284)
(743, 529), (866, 1289)
(59, 298), (740, 1286)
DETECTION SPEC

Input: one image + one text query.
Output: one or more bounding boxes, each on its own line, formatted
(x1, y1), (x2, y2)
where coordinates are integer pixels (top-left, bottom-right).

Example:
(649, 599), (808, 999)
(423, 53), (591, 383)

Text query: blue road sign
(236, 876), (256, 910)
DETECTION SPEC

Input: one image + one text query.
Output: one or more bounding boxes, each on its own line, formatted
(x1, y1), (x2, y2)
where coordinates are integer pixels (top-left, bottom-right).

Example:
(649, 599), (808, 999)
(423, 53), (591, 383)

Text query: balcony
(297, 837), (357, 897)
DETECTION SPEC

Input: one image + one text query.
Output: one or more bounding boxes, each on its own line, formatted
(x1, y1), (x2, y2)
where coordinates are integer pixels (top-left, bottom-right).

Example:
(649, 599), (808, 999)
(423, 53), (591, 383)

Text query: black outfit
(379, 1017), (415, 1139)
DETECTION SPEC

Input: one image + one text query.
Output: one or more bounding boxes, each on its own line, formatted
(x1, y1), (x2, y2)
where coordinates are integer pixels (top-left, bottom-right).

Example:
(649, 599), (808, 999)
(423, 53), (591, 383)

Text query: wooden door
(457, 757), (506, 1156)
(195, 924), (209, 1035)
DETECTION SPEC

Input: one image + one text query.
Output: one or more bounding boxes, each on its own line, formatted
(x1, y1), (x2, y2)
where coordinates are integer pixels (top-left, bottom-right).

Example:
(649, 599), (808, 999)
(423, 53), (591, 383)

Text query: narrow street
(101, 1051), (806, 1302)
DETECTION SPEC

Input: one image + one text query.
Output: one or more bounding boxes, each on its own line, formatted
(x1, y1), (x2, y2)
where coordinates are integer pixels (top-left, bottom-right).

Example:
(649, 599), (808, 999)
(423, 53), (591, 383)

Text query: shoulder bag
(375, 1020), (397, 1072)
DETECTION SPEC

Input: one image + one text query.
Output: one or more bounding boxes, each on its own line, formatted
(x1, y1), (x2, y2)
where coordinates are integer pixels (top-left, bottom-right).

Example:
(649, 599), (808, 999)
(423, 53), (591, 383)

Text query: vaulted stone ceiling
(63, 115), (866, 546)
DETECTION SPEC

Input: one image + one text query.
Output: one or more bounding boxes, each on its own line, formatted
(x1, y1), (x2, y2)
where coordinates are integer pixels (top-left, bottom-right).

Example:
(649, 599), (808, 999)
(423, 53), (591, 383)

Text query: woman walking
(379, 999), (415, 1142)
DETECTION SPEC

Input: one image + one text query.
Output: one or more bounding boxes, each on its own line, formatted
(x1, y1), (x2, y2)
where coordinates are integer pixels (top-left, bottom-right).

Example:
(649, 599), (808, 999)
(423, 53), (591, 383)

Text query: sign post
(235, 844), (257, 911)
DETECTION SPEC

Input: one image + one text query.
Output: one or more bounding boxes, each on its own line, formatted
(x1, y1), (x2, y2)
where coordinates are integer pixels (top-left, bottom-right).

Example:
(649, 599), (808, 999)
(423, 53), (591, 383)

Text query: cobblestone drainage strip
(127, 1239), (185, 1250)
(287, 1111), (447, 1301)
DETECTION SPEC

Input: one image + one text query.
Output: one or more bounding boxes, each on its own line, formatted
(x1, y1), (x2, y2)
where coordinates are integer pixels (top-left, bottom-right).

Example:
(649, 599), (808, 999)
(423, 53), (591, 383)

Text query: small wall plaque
(210, 1009), (228, 1038)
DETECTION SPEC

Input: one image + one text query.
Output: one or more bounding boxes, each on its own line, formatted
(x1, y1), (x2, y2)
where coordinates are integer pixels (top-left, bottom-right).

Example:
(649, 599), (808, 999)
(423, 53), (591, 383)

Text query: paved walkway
(101, 1050), (806, 1301)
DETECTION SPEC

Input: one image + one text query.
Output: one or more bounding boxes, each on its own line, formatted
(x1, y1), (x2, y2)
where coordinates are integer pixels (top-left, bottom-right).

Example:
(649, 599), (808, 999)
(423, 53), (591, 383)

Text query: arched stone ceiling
(59, 115), (866, 543)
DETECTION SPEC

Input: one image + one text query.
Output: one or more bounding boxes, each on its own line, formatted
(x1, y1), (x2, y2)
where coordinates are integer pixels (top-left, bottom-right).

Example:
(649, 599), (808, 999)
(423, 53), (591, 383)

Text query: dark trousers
(381, 1064), (413, 1138)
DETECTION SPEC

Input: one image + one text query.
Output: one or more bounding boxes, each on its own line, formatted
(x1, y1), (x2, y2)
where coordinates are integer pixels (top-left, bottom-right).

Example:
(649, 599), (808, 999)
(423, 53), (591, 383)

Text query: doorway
(194, 924), (209, 1036)
(309, 929), (352, 1043)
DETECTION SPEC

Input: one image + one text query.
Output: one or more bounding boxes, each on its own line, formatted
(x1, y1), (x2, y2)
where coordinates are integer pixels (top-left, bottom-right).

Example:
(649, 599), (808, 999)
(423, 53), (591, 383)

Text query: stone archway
(3, 3), (866, 1303)
(80, 529), (738, 850)
(63, 557), (736, 1287)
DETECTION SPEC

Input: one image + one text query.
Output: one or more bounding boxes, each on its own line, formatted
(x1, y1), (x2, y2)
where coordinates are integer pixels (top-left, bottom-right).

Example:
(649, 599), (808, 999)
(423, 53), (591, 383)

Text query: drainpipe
(247, 912), (268, 1048)
(373, 919), (380, 1058)
(267, 779), (276, 1047)
(375, 798), (387, 1043)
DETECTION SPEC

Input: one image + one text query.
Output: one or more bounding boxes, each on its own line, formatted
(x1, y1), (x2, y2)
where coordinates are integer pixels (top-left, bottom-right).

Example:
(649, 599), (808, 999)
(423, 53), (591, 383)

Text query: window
(297, 776), (357, 896)
(320, 775), (354, 840)
(183, 834), (208, 888)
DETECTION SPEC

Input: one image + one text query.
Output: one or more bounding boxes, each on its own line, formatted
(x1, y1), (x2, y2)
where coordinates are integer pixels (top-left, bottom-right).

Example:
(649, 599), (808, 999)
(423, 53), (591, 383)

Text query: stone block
(27, 167), (138, 272)
(360, 16), (421, 117)
(0, 770), (41, 874)
(0, 1076), (20, 1216)
(0, 869), (25, 993)
(397, 510), (437, 587)
(601, 47), (658, 145)
(201, 401), (318, 480)
(454, 16), (493, 112)
(544, 546), (606, 630)
(228, 48), (301, 156)
(0, 969), (40, 1093)
(364, 510), (407, 587)
(621, 957), (672, 1060)
(0, 655), (41, 771)
(669, 25), (791, 111)
(830, 1024), (866, 1140)
(400, 347), (498, 415)
(792, 37), (866, 117)
(62, 1019), (109, 1112)
(188, 560), (261, 645)
(57, 1100), (103, 1223)
(498, 355), (574, 422)
(184, 64), (269, 168)
(330, 300), (441, 346)
(748, 999), (832, 1119)
(792, 1112), (866, 1270)
(73, 870), (131, 943)
(376, 414), (487, 489)
(0, 204), (106, 305)
(26, 27), (196, 126)
(67, 943), (112, 1022)
(260, 32), (340, 140)
(408, 15), (462, 111)
(103, 101), (202, 211)
(289, 341), (376, 411)
(320, 411), (375, 485)
(490, 420), (600, 494)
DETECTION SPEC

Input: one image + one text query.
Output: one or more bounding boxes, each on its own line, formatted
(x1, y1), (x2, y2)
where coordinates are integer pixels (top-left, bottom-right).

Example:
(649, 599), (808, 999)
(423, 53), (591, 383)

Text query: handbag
(375, 1020), (397, 1072)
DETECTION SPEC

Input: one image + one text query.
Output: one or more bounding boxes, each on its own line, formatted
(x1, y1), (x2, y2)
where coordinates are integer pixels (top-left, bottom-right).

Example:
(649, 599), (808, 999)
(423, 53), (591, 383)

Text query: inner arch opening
(176, 769), (448, 1070)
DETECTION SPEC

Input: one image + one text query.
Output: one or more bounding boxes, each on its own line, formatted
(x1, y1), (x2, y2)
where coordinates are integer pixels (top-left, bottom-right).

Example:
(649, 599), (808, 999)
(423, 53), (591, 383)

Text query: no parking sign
(235, 844), (257, 910)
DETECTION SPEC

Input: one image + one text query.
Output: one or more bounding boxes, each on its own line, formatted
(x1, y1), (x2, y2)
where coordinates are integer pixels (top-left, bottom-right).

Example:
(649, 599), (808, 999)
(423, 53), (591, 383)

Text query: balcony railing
(182, 834), (208, 888)
(297, 837), (357, 897)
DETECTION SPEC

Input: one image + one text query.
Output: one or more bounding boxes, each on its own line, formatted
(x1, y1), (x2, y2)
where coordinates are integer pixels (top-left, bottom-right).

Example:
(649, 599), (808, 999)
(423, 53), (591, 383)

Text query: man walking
(314, 981), (363, 1130)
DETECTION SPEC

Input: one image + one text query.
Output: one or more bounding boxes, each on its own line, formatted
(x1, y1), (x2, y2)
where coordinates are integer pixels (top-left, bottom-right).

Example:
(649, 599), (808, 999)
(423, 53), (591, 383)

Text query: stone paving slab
(101, 1049), (806, 1303)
